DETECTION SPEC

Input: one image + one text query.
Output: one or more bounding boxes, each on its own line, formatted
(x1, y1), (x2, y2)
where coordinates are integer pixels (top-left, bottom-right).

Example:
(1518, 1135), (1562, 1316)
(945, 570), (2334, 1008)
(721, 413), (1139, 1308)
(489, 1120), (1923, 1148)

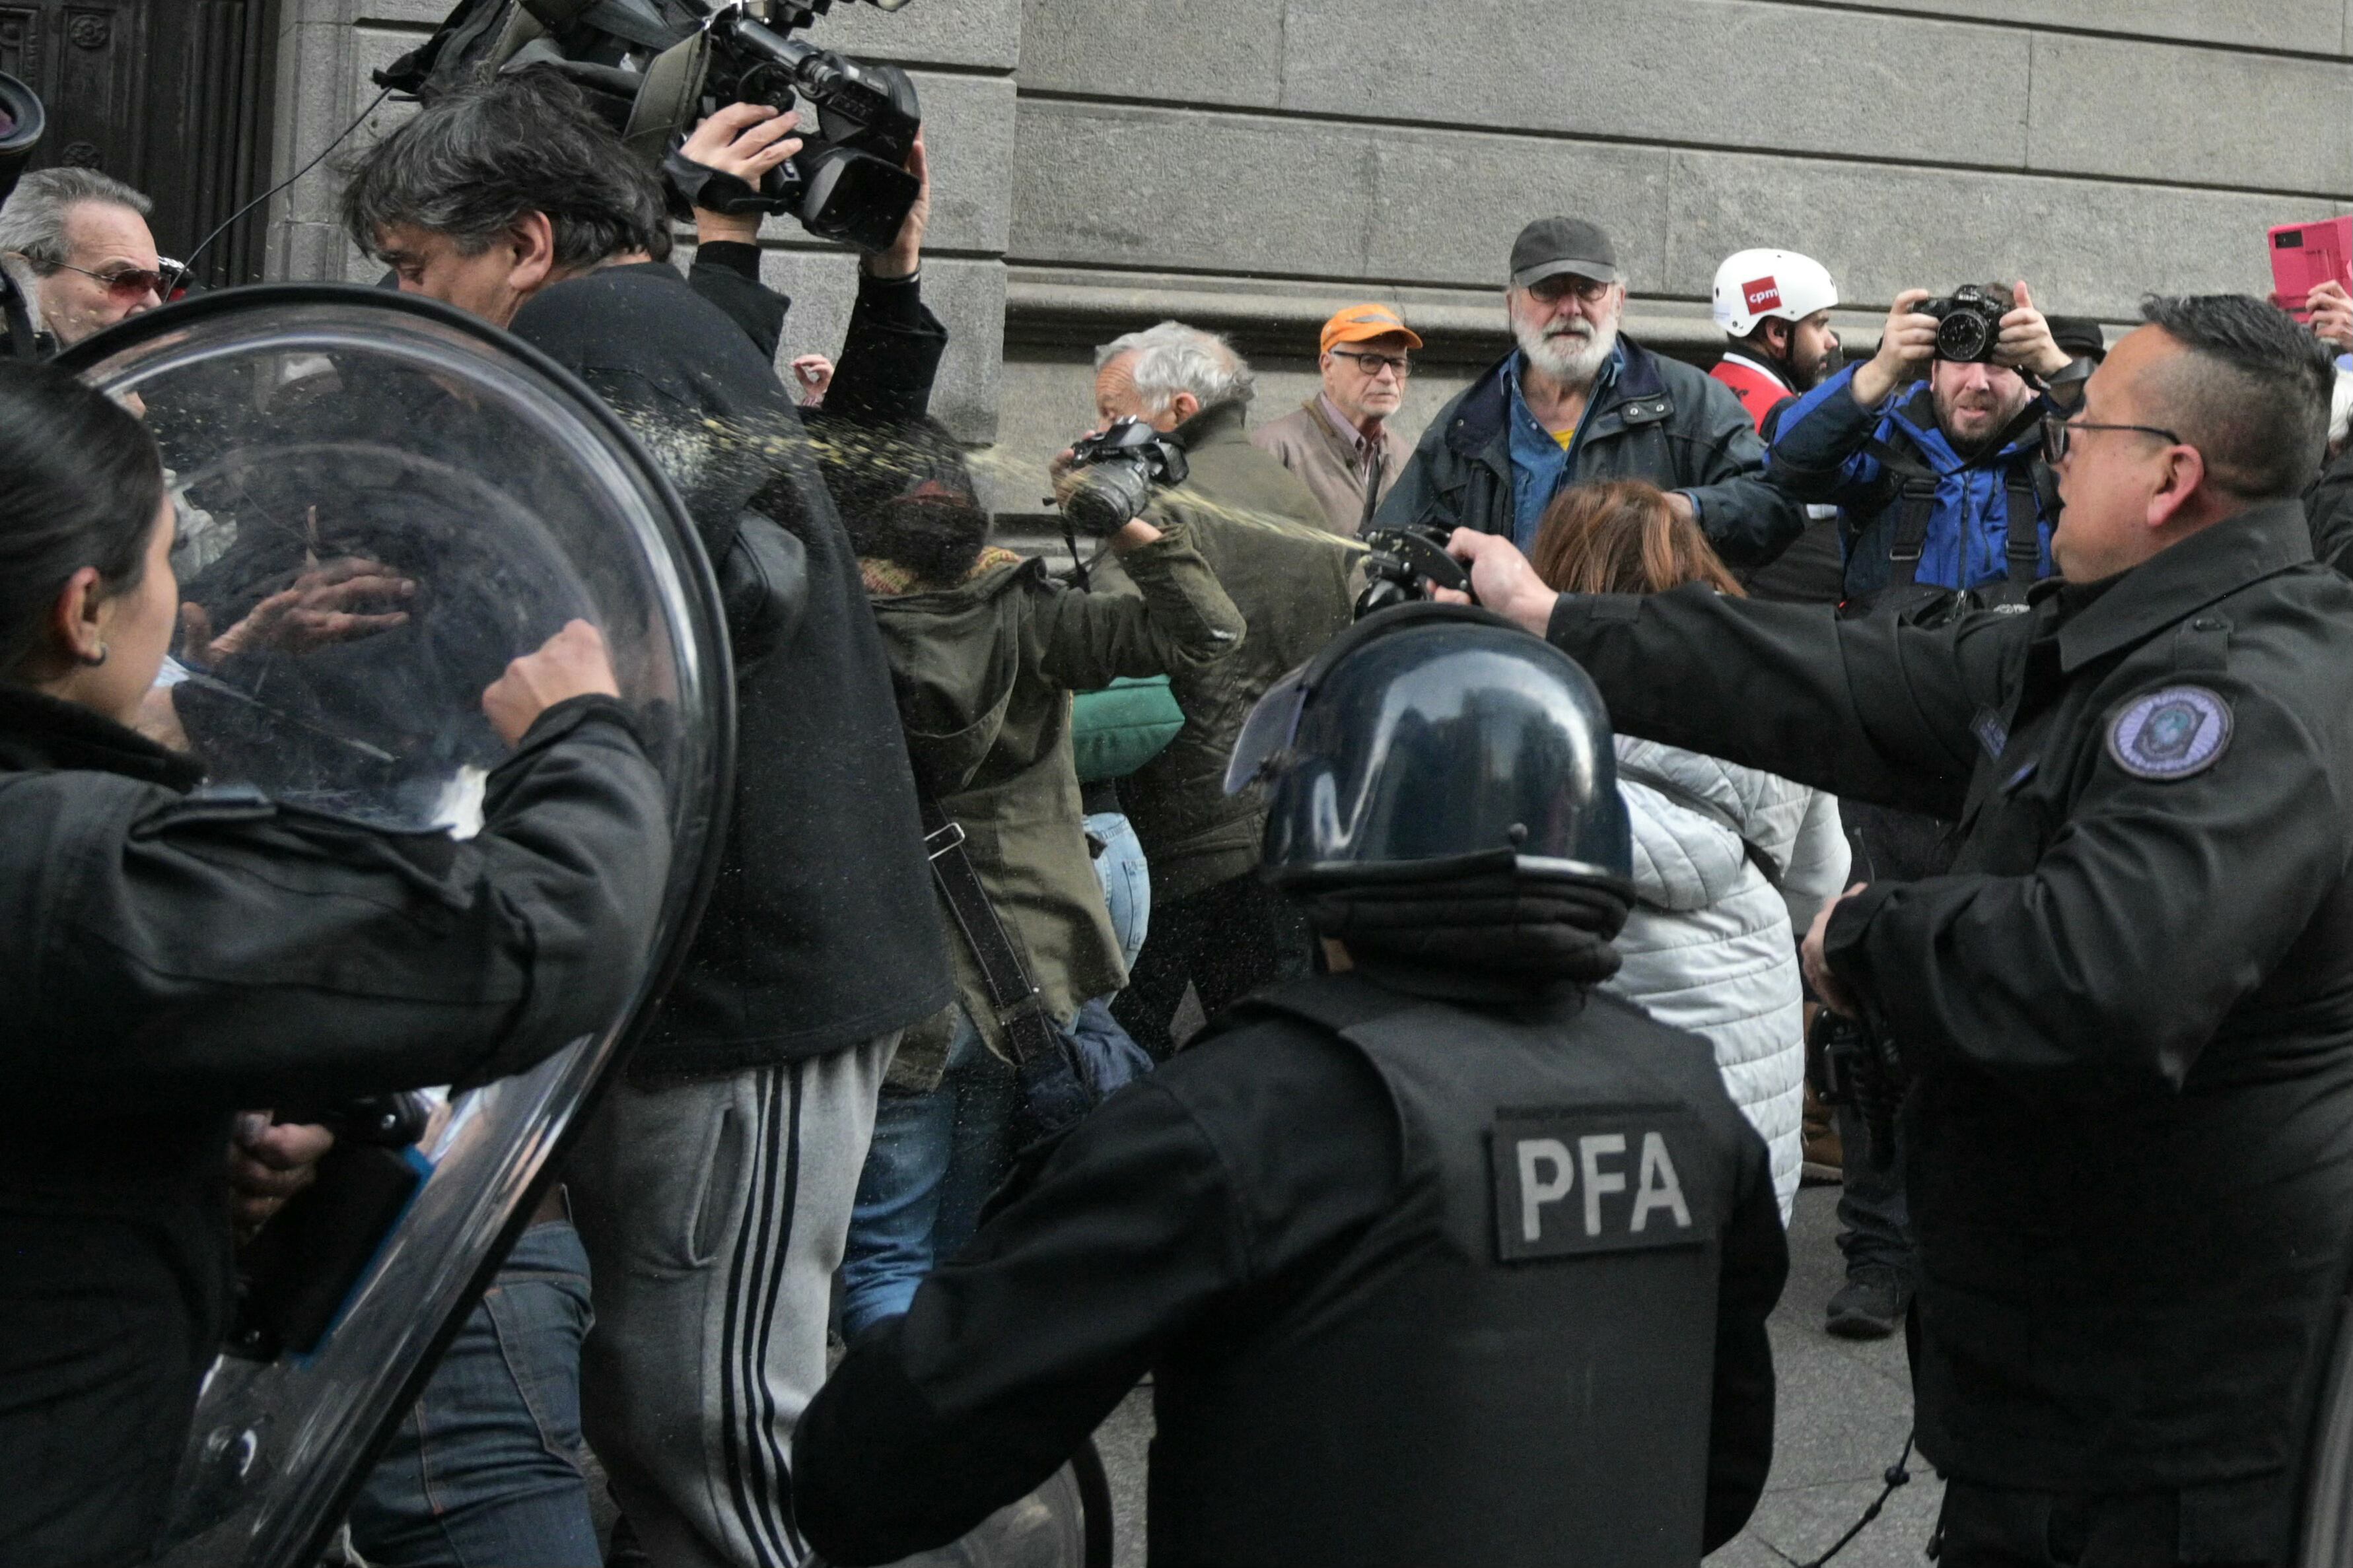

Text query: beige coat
(1249, 397), (1413, 537)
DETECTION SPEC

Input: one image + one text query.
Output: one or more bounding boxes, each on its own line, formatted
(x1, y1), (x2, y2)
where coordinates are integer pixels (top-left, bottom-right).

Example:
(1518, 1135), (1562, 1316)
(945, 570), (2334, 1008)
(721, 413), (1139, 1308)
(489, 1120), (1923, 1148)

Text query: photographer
(1769, 279), (2085, 611)
(832, 418), (1242, 1338)
(0, 358), (668, 1568)
(343, 71), (954, 1568)
(1073, 322), (1358, 1057)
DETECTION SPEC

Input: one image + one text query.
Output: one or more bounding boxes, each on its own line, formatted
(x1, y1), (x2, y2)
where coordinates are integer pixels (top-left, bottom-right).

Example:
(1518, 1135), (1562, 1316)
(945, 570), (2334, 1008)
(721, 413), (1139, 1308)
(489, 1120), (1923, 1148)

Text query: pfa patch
(2107, 685), (2231, 781)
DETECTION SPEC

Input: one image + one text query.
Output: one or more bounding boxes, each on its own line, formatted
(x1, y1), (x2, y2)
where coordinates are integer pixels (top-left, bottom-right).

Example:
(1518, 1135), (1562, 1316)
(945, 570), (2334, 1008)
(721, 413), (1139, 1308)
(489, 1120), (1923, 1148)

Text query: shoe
(1825, 1265), (1911, 1340)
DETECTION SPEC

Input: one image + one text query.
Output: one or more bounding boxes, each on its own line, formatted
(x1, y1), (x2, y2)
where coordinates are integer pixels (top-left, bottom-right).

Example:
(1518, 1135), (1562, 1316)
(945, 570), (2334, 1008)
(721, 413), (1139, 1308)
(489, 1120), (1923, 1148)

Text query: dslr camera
(1058, 417), (1189, 535)
(382, 0), (921, 252)
(1921, 283), (2007, 364)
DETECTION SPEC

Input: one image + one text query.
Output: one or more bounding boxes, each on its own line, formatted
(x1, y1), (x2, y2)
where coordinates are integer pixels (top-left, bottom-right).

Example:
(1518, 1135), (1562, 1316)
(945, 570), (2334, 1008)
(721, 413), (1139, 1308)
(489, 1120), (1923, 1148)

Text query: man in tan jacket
(1251, 303), (1421, 535)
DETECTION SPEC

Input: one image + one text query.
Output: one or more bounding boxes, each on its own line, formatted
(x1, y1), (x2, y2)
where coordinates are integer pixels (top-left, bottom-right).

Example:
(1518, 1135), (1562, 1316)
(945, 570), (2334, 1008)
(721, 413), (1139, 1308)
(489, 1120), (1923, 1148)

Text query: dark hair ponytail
(0, 358), (166, 680)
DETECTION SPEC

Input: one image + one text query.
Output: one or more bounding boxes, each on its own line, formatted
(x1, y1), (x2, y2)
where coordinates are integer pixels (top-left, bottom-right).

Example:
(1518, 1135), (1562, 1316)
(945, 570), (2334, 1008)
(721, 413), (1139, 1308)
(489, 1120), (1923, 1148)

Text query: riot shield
(57, 286), (733, 1568)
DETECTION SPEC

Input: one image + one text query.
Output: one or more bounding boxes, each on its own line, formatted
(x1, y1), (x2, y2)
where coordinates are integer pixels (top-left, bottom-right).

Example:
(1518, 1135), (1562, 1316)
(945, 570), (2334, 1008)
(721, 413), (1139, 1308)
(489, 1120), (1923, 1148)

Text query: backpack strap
(2003, 458), (2047, 584)
(1616, 763), (1784, 893)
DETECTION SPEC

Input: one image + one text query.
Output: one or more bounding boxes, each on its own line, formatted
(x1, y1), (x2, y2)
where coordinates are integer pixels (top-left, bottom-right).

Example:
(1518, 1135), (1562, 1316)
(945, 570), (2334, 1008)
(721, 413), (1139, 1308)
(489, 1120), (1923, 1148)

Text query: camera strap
(917, 793), (1063, 1066)
(1866, 401), (2048, 589)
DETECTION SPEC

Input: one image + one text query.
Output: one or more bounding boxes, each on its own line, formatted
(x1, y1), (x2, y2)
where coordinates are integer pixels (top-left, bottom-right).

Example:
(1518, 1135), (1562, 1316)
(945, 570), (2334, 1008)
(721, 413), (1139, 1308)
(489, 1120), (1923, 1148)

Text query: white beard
(1515, 312), (1618, 386)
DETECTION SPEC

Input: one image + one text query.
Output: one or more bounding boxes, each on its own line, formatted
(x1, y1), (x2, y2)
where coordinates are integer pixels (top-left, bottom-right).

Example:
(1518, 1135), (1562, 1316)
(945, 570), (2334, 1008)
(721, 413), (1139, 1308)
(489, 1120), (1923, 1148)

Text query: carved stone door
(0, 0), (283, 286)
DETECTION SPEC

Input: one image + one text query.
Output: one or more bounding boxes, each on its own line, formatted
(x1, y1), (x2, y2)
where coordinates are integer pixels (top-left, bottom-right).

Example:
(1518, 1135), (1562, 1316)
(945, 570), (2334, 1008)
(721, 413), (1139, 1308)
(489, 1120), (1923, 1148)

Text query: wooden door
(0, 0), (283, 287)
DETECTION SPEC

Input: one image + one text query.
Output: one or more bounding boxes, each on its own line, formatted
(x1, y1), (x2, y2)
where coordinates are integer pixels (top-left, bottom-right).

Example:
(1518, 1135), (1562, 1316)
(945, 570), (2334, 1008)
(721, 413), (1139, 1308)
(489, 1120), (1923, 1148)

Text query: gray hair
(2331, 366), (2353, 452)
(0, 167), (151, 273)
(1095, 320), (1255, 414)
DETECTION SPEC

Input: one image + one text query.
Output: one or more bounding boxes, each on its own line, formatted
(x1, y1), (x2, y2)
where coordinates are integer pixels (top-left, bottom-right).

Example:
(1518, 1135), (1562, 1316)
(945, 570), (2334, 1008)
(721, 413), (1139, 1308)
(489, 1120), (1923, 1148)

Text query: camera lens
(1936, 310), (1995, 363)
(1063, 463), (1152, 535)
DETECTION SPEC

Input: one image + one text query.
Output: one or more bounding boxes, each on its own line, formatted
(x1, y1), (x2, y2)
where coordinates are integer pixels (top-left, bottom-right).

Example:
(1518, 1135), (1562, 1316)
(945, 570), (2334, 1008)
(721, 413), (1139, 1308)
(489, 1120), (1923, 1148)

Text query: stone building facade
(268, 0), (2353, 507)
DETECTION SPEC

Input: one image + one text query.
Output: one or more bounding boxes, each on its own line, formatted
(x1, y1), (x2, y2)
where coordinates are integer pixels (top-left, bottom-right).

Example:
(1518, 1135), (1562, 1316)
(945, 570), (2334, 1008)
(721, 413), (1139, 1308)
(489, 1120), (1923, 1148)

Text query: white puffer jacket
(1605, 737), (1850, 1221)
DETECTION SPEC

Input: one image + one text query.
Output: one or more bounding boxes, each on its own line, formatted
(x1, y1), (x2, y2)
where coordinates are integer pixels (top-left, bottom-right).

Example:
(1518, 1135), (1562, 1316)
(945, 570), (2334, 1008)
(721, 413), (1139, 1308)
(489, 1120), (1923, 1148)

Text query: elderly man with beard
(1376, 217), (1803, 568)
(1769, 279), (2085, 615)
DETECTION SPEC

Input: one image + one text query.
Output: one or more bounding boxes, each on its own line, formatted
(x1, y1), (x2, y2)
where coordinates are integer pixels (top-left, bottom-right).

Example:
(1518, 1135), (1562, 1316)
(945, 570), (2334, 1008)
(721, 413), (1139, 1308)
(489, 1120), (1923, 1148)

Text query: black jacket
(509, 263), (952, 1072)
(1373, 333), (1805, 568)
(1546, 500), (2353, 1550)
(687, 242), (948, 430)
(792, 963), (1786, 1567)
(0, 686), (669, 1567)
(2305, 443), (2353, 574)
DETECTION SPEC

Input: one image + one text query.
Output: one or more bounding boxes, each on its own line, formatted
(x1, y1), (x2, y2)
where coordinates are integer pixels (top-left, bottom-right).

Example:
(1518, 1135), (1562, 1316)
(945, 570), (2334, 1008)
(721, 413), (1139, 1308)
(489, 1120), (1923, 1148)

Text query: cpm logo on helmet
(1743, 277), (1782, 313)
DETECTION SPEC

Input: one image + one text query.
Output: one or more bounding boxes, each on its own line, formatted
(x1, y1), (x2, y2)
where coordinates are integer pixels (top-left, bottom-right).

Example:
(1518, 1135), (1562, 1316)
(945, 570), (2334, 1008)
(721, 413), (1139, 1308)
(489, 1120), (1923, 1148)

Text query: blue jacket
(1769, 364), (2055, 600)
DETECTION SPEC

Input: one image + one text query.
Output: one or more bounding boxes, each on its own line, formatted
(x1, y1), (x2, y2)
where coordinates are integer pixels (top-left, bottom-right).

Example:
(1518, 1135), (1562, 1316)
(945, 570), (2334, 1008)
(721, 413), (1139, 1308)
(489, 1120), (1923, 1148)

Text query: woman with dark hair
(833, 418), (1245, 1338)
(0, 358), (673, 1567)
(1531, 481), (1849, 1219)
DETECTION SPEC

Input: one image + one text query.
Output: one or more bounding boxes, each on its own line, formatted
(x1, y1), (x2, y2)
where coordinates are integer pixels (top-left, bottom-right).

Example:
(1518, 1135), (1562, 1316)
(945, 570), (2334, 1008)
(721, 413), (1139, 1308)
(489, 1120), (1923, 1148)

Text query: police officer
(1448, 294), (2353, 1567)
(791, 603), (1789, 1567)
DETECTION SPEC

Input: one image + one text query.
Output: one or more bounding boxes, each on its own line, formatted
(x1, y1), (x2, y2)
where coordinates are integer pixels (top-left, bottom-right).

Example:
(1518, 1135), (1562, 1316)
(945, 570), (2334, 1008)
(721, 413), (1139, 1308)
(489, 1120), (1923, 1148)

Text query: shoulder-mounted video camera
(1059, 417), (1189, 535)
(1354, 522), (1473, 619)
(379, 0), (921, 252)
(1922, 283), (2006, 364)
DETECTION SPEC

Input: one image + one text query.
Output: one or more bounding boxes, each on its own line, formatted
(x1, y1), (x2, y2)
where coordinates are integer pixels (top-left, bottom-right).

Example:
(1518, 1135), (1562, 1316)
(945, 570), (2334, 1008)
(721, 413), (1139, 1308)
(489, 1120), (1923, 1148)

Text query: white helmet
(1712, 249), (1839, 337)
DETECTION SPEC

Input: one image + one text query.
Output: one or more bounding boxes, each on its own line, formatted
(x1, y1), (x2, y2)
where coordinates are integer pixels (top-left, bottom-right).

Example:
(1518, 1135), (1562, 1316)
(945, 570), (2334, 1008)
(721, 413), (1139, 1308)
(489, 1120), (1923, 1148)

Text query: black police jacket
(0, 684), (670, 1567)
(792, 963), (1788, 1567)
(1545, 500), (2353, 1536)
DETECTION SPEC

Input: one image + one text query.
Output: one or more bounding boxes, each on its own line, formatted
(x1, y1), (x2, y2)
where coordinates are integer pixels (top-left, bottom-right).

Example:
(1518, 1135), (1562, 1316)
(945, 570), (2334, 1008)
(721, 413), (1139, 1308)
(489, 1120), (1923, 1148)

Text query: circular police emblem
(2106, 686), (2232, 781)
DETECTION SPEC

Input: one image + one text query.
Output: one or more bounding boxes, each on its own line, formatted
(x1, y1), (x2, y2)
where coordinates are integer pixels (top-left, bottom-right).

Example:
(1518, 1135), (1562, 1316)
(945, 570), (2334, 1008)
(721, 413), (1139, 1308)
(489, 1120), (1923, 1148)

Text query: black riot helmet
(1227, 603), (1633, 890)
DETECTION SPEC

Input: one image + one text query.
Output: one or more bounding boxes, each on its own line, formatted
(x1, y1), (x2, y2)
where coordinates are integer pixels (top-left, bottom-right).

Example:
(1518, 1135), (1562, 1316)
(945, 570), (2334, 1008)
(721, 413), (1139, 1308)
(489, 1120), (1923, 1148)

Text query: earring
(82, 642), (107, 667)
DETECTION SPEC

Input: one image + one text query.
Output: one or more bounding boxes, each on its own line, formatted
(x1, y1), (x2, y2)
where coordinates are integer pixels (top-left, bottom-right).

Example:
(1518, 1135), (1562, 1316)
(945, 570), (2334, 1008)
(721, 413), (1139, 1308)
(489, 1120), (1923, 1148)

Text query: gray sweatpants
(567, 1035), (897, 1568)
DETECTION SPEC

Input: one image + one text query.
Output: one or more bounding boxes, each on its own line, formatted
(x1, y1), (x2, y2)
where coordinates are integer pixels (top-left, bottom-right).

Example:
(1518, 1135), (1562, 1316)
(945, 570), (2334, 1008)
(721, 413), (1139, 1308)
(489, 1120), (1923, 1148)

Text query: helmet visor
(1223, 664), (1312, 795)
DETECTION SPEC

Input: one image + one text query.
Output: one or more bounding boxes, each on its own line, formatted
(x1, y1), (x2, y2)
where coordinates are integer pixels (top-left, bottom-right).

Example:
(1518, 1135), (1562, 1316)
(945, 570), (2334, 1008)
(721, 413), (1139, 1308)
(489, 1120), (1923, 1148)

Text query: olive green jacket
(1093, 401), (1360, 902)
(866, 522), (1244, 1083)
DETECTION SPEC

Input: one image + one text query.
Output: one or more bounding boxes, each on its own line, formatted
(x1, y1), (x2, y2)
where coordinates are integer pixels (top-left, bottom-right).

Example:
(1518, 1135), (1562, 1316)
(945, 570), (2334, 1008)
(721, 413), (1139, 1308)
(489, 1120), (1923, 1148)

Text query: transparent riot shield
(58, 287), (734, 1568)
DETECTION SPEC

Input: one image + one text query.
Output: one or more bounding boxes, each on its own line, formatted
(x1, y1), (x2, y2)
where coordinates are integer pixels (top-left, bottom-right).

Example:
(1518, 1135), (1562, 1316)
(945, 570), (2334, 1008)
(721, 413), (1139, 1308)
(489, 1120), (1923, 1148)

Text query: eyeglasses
(1329, 347), (1410, 377)
(2041, 413), (2181, 465)
(49, 257), (185, 300)
(1526, 273), (1615, 305)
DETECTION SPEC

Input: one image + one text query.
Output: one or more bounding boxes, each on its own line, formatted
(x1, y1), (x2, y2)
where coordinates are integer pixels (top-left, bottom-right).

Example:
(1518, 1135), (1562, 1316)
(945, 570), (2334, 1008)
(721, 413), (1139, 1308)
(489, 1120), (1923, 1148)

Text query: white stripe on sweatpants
(569, 1033), (897, 1568)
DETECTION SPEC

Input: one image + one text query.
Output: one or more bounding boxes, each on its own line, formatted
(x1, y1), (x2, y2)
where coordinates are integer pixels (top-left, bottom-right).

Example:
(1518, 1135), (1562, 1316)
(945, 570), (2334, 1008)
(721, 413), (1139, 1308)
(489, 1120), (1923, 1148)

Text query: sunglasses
(51, 257), (186, 300)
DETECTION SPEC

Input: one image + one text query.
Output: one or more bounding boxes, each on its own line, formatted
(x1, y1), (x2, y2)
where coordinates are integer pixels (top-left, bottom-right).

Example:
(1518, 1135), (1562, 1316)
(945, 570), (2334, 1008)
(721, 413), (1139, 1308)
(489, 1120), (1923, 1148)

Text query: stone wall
(269, 0), (2353, 510)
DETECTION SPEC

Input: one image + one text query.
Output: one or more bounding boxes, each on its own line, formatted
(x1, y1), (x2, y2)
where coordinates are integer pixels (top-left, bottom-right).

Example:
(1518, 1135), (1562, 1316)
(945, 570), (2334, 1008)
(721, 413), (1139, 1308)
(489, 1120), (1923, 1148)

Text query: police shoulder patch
(2106, 685), (2232, 781)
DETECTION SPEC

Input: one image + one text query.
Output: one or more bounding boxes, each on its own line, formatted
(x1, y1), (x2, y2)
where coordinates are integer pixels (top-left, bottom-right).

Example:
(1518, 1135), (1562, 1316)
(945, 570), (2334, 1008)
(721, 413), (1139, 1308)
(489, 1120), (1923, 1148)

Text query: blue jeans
(839, 1009), (1018, 1339)
(347, 1221), (600, 1568)
(1087, 809), (1150, 971)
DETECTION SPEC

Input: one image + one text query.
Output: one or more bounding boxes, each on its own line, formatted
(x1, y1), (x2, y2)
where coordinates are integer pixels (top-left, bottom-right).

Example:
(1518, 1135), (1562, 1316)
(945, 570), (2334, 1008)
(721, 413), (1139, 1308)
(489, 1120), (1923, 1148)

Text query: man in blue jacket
(1376, 216), (1804, 569)
(1770, 279), (2089, 612)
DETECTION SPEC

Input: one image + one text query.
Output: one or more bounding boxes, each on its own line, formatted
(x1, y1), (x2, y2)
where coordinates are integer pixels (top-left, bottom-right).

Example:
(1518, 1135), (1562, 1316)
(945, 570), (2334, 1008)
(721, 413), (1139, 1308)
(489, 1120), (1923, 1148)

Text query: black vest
(1149, 974), (1759, 1568)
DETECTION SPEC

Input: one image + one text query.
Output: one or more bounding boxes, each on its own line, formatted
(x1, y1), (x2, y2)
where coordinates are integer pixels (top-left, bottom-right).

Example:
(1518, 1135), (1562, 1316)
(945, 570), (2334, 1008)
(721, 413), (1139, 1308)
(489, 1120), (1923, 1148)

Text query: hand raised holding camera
(683, 104), (804, 246)
(1850, 288), (1940, 408)
(1993, 279), (2074, 381)
(2309, 280), (2353, 353)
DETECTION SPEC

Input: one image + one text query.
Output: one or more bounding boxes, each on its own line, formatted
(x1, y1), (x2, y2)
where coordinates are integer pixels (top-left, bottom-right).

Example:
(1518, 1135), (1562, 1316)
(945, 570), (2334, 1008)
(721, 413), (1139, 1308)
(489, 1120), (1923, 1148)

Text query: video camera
(0, 69), (45, 360)
(1059, 417), (1189, 535)
(380, 0), (921, 252)
(1921, 283), (2006, 364)
(1354, 522), (1473, 619)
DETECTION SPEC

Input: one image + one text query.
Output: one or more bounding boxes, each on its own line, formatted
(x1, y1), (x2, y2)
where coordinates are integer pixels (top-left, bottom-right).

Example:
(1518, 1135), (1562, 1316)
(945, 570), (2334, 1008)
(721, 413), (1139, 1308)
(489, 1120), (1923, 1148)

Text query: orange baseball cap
(1321, 303), (1424, 357)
